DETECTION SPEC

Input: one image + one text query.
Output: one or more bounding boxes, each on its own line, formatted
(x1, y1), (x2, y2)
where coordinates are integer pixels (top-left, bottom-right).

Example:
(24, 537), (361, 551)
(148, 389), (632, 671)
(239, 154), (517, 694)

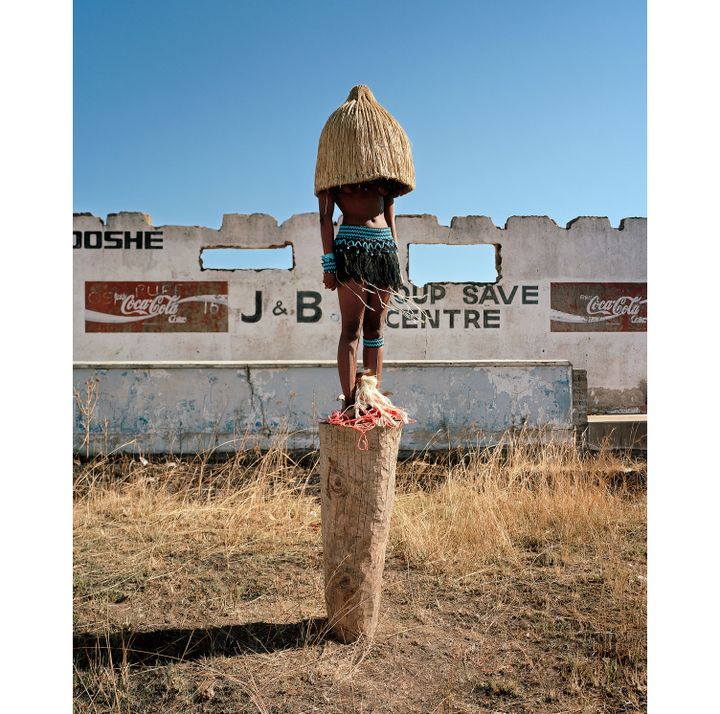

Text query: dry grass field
(73, 428), (646, 713)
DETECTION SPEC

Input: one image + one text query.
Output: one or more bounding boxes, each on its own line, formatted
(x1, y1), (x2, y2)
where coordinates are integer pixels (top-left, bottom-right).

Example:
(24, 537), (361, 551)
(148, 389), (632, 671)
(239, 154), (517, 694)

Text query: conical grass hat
(314, 84), (415, 197)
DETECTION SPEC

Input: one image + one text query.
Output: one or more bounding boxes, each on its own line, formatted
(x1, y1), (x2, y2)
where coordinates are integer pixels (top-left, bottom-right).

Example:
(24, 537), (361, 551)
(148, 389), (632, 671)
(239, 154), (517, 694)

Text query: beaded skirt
(333, 224), (403, 291)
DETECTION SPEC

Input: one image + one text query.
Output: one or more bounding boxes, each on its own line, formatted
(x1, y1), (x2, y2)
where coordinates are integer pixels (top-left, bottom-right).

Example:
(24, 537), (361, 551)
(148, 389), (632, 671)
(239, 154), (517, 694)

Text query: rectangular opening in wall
(408, 243), (498, 285)
(200, 246), (293, 270)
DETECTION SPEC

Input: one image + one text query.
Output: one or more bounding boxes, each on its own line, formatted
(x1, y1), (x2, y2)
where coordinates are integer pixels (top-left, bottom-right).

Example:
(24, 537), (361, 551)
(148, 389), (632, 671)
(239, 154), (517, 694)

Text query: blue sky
(74, 0), (646, 282)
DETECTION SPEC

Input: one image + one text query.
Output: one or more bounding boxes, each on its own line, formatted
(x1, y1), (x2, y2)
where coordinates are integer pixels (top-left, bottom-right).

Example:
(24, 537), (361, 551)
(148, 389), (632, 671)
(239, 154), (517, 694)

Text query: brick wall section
(572, 369), (588, 427)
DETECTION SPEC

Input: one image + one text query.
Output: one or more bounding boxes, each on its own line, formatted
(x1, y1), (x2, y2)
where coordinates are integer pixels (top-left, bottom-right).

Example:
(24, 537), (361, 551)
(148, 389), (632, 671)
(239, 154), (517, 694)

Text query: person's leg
(362, 284), (392, 387)
(336, 277), (366, 406)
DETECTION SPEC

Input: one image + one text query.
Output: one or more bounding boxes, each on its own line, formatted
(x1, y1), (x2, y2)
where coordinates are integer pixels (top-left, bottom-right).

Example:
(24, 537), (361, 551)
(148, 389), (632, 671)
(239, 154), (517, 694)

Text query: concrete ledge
(73, 361), (577, 455)
(74, 359), (573, 369)
(584, 414), (647, 451)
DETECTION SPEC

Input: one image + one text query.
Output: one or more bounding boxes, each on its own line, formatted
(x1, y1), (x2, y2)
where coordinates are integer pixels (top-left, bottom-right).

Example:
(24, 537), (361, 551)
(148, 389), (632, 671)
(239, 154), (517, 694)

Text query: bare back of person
(318, 180), (400, 410)
(332, 182), (389, 227)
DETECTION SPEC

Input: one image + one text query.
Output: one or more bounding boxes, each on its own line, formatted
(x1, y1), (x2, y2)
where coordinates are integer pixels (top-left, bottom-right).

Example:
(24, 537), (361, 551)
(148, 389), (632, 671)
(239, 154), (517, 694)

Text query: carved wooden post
(319, 423), (403, 643)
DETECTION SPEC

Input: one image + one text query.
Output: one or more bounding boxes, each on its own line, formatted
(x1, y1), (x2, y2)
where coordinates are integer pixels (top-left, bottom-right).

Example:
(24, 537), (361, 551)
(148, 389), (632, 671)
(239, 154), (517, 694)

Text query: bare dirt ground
(73, 432), (646, 713)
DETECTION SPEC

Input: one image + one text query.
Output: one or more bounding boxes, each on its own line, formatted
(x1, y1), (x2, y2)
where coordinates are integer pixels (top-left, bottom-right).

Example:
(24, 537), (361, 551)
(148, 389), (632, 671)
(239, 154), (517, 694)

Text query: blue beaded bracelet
(321, 251), (336, 273)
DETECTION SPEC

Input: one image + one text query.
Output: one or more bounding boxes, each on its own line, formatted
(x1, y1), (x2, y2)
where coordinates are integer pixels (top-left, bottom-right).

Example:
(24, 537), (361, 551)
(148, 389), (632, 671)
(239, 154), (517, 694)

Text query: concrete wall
(73, 211), (646, 413)
(73, 361), (579, 456)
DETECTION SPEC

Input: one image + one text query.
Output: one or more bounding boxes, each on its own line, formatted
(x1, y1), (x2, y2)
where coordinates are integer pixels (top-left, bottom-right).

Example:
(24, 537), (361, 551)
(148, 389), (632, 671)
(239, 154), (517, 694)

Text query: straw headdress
(314, 84), (415, 197)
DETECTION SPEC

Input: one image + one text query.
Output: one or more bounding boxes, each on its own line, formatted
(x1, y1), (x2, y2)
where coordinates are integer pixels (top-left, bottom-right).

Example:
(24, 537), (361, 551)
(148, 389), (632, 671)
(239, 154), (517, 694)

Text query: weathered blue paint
(72, 360), (579, 455)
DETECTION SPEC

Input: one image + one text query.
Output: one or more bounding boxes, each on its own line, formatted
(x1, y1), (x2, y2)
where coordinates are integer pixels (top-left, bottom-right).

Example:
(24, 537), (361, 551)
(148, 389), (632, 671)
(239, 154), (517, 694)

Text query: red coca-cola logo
(550, 282), (647, 332)
(119, 293), (181, 317)
(585, 294), (647, 323)
(85, 280), (228, 333)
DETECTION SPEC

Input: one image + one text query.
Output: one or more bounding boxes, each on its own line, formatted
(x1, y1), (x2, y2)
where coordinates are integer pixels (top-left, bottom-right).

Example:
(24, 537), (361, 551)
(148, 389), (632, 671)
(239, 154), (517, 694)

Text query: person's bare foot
(340, 383), (358, 417)
(342, 371), (372, 418)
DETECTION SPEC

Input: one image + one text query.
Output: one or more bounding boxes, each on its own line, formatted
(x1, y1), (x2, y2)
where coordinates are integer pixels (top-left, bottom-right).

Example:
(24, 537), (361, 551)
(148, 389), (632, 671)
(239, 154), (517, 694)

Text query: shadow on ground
(74, 617), (330, 669)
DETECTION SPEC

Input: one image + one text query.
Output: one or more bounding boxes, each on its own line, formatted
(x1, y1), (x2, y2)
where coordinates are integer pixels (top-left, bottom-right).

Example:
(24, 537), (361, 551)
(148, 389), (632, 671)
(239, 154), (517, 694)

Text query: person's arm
(318, 189), (335, 254)
(384, 193), (397, 243)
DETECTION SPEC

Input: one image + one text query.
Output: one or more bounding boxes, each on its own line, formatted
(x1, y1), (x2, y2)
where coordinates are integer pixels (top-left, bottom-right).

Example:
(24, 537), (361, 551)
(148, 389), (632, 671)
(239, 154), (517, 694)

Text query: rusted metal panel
(84, 281), (228, 332)
(550, 282), (647, 332)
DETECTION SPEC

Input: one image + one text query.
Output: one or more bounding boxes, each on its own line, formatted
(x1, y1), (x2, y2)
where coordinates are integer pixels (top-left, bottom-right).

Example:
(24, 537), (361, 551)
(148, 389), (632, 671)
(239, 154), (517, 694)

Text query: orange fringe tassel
(322, 373), (415, 451)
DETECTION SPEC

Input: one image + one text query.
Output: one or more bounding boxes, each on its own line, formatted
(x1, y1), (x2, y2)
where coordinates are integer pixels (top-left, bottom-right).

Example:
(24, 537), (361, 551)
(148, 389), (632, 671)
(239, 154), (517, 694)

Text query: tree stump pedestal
(319, 422), (403, 643)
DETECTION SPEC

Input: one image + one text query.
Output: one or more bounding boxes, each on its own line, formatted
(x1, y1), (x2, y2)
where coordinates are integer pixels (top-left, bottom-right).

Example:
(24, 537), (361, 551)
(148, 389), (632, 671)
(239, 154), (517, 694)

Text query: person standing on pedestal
(314, 85), (415, 415)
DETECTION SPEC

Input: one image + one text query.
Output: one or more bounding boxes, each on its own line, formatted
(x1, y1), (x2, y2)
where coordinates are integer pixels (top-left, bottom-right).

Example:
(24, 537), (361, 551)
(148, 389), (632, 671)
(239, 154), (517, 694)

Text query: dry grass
(74, 428), (646, 713)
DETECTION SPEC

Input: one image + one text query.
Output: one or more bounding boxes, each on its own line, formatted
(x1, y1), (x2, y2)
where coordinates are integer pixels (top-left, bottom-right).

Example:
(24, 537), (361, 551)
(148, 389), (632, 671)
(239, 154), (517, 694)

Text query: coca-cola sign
(550, 282), (646, 332)
(85, 281), (228, 332)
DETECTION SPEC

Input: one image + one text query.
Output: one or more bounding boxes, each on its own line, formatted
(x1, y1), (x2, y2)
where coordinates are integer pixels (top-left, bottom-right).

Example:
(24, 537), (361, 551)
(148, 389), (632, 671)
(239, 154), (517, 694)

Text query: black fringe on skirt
(334, 243), (404, 292)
